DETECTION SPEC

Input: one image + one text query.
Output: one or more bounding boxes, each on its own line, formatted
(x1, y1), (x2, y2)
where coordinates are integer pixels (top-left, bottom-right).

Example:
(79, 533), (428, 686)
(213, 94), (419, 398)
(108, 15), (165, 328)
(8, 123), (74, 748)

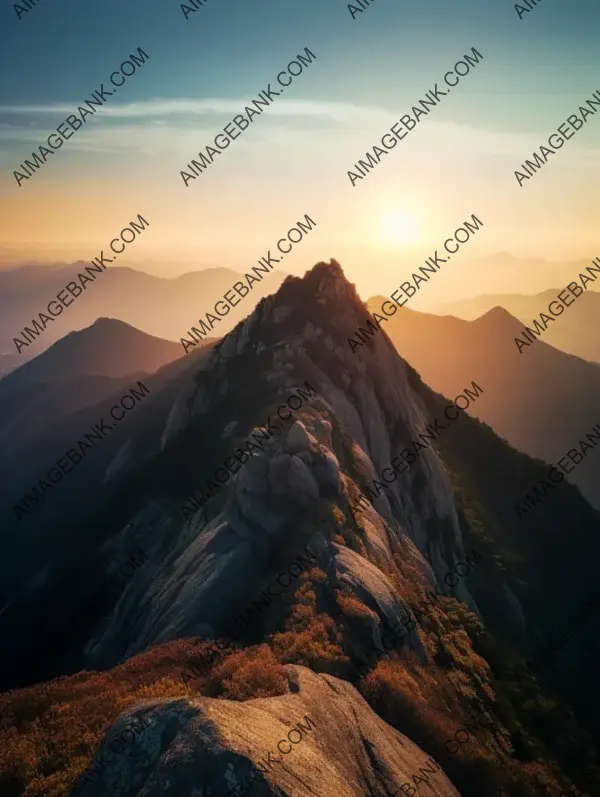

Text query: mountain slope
(0, 338), (215, 606)
(0, 318), (188, 478)
(365, 298), (600, 510)
(436, 289), (600, 363)
(0, 262), (598, 797)
(1, 317), (182, 388)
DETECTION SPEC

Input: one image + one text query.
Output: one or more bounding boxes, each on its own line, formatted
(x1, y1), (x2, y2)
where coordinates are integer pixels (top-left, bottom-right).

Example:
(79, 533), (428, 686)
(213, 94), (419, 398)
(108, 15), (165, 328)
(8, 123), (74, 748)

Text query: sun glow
(379, 209), (421, 245)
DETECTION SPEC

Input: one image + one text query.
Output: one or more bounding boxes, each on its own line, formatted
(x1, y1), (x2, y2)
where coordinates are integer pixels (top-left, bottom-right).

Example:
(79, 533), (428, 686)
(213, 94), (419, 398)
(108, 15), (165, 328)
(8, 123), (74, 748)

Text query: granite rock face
(71, 665), (461, 797)
(85, 263), (496, 670)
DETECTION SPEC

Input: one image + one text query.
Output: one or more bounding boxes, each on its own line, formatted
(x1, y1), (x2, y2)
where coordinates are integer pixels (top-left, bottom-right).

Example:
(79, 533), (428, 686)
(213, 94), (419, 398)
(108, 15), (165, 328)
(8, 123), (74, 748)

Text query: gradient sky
(1, 0), (599, 304)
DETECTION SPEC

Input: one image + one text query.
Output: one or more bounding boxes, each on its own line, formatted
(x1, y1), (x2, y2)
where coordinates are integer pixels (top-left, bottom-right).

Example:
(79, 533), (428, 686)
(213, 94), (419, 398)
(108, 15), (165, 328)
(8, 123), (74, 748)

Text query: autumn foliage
(0, 544), (596, 797)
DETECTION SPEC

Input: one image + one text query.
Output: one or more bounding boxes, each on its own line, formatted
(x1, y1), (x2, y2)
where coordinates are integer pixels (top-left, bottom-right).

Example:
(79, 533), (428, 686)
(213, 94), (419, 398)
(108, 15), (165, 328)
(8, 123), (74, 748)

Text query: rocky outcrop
(71, 665), (461, 797)
(84, 262), (490, 670)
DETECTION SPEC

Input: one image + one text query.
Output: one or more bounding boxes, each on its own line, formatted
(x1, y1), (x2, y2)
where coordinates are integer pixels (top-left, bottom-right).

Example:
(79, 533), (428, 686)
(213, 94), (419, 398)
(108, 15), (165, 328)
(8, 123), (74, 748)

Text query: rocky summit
(83, 261), (485, 669)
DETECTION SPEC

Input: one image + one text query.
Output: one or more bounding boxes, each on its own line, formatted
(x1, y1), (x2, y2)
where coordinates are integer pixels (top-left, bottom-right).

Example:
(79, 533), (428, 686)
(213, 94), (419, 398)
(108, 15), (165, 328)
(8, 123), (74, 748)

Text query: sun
(379, 209), (421, 245)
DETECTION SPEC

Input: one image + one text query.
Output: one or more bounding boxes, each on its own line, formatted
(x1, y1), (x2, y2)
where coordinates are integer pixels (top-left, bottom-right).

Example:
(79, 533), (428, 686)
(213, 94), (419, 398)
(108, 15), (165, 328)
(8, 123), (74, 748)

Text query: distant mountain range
(436, 288), (600, 363)
(367, 298), (600, 509)
(428, 252), (600, 305)
(2, 254), (597, 372)
(0, 264), (288, 368)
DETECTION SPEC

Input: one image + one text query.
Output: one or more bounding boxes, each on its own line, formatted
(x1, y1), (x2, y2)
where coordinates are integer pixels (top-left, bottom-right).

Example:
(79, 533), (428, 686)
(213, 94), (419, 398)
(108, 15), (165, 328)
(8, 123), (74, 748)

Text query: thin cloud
(0, 98), (391, 123)
(0, 98), (599, 168)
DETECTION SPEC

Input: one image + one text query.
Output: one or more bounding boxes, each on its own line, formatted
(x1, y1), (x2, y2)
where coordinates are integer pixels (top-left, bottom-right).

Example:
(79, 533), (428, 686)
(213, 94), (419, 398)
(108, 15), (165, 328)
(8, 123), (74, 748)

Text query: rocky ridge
(86, 261), (499, 669)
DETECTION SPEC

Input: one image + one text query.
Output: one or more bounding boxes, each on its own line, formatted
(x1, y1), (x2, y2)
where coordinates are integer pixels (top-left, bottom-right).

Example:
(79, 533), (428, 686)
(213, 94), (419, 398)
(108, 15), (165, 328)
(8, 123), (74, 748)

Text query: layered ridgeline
(0, 262), (598, 797)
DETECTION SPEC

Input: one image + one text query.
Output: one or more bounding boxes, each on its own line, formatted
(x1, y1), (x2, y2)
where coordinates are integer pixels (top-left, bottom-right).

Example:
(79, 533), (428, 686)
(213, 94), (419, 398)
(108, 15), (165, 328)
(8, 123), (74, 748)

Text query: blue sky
(3, 0), (596, 119)
(1, 0), (599, 301)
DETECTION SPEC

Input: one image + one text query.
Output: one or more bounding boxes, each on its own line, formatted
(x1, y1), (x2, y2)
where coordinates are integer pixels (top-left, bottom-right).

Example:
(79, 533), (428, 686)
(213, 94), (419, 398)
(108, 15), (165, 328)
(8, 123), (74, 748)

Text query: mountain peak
(207, 259), (371, 365)
(86, 316), (138, 333)
(279, 259), (362, 307)
(473, 304), (523, 334)
(2, 317), (182, 390)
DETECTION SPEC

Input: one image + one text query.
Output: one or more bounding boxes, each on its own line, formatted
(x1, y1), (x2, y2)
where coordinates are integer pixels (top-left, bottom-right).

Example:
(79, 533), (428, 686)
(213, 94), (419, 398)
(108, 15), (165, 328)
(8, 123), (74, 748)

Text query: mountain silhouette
(0, 317), (190, 468)
(437, 289), (600, 363)
(2, 317), (183, 388)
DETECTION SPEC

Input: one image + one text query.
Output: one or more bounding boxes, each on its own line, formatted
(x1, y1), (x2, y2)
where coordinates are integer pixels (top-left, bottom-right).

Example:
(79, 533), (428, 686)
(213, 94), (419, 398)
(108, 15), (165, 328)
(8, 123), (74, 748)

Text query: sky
(1, 0), (599, 304)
